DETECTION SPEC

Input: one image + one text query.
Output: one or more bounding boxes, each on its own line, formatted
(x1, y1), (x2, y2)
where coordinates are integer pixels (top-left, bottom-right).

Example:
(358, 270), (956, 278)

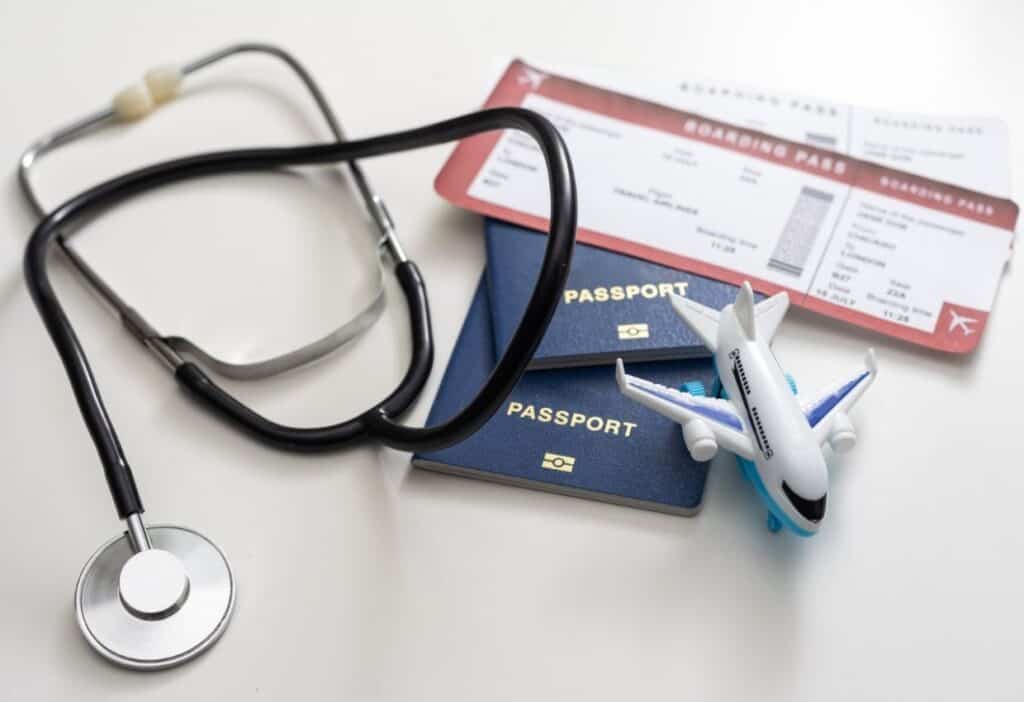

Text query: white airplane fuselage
(617, 282), (876, 536)
(714, 306), (828, 536)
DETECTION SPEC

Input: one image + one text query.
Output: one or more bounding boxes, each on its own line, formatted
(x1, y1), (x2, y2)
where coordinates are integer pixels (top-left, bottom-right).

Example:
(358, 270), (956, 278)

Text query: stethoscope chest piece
(75, 525), (235, 670)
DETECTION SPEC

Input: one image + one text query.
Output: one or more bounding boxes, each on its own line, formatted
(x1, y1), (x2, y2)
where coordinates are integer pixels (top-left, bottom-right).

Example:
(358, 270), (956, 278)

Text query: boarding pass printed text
(530, 60), (1011, 197)
(435, 61), (1018, 353)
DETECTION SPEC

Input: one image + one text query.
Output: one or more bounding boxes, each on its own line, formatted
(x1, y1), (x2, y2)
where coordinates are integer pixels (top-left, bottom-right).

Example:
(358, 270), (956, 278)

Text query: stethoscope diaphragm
(74, 525), (235, 670)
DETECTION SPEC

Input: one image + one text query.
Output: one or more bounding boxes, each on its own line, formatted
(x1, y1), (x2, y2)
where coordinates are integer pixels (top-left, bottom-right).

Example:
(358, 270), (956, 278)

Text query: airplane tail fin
(734, 282), (756, 340)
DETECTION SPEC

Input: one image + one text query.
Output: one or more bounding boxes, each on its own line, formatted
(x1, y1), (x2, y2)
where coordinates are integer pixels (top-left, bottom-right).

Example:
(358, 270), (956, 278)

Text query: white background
(1, 1), (1022, 700)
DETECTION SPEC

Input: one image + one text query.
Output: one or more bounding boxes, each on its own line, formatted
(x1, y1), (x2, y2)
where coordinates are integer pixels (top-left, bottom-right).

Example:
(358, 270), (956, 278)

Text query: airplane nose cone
(781, 481), (827, 523)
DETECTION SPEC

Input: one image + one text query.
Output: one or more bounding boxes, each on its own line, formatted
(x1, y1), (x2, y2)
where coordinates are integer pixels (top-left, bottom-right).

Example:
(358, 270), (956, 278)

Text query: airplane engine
(682, 419), (718, 461)
(828, 411), (856, 453)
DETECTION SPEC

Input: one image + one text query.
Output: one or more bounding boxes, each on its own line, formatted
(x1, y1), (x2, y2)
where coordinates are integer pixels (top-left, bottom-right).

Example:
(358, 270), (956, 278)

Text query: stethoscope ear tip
(75, 524), (234, 671)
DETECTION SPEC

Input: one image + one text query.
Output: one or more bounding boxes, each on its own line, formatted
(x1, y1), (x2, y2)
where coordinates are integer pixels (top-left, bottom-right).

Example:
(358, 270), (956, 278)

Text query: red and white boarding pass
(435, 60), (1018, 353)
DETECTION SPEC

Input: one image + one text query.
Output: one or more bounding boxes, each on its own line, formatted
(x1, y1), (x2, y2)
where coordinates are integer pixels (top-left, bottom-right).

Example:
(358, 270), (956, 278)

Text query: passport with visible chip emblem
(412, 278), (714, 515)
(485, 219), (757, 369)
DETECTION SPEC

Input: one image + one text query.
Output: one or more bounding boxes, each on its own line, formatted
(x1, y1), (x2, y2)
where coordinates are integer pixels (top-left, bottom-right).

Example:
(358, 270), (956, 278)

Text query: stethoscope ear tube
(24, 106), (575, 520)
(21, 43), (398, 383)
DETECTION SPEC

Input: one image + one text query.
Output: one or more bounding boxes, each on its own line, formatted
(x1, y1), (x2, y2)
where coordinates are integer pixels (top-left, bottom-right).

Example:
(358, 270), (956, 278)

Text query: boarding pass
(529, 61), (1012, 197)
(436, 60), (1018, 353)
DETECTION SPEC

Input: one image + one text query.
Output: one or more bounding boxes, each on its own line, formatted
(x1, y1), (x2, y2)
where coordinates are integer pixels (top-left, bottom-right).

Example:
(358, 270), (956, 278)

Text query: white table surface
(2, 1), (1023, 699)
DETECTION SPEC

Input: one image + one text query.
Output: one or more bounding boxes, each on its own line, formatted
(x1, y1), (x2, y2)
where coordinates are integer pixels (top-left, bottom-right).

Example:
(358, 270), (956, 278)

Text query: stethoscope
(19, 42), (576, 670)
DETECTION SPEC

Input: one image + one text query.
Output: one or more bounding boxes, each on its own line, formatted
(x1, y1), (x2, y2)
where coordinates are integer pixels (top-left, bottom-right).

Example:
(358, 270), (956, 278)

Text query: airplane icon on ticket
(517, 66), (547, 90)
(948, 309), (978, 336)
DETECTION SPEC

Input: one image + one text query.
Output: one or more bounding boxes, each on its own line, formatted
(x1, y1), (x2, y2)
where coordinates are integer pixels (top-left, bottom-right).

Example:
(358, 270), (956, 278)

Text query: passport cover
(485, 219), (760, 369)
(412, 278), (714, 515)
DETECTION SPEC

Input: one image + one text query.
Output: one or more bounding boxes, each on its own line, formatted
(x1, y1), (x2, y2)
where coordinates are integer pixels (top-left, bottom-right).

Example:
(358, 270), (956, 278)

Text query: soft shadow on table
(399, 449), (805, 697)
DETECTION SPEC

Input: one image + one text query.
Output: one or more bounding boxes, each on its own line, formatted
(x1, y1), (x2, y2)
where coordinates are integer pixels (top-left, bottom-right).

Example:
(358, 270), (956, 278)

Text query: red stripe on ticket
(436, 60), (1017, 352)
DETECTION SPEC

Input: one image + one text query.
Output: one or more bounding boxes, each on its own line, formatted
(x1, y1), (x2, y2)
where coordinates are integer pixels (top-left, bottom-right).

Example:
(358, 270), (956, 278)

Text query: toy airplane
(616, 282), (877, 536)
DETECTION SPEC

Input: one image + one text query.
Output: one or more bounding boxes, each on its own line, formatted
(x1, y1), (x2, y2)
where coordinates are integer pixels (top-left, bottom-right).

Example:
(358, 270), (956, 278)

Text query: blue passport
(485, 218), (757, 369)
(412, 278), (714, 515)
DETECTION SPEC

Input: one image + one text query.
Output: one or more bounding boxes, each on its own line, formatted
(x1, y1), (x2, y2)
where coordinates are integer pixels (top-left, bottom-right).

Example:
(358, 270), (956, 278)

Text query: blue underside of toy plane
(681, 372), (812, 536)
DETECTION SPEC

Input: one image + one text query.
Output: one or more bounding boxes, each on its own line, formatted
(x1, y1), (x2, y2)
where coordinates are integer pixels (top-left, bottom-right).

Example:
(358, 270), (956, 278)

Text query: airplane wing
(754, 292), (789, 342)
(616, 359), (756, 459)
(803, 349), (878, 445)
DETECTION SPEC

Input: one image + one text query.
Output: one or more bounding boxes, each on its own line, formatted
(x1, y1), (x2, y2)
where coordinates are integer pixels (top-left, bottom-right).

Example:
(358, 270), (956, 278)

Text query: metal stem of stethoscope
(125, 513), (151, 551)
(22, 42), (406, 671)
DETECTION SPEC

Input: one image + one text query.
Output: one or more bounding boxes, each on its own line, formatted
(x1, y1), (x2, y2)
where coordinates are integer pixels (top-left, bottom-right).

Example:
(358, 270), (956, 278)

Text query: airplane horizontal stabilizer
(669, 293), (719, 352)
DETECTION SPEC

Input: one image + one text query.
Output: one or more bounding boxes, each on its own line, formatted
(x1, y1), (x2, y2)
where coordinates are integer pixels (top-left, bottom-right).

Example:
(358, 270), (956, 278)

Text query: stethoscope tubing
(24, 106), (576, 521)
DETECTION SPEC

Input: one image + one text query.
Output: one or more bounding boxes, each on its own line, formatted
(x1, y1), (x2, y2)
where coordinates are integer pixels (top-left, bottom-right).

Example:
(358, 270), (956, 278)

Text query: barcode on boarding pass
(768, 187), (835, 277)
(804, 132), (838, 149)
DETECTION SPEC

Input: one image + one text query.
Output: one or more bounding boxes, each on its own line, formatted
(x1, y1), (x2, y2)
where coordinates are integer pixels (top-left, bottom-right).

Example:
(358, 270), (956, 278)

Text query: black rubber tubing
(23, 107), (576, 519)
